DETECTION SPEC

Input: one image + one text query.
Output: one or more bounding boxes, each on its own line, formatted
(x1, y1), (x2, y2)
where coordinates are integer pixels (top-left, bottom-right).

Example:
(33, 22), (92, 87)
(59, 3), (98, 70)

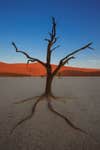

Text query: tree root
(47, 99), (99, 145)
(10, 94), (99, 145)
(11, 95), (44, 134)
(49, 94), (65, 100)
(47, 99), (87, 135)
(14, 95), (45, 104)
(14, 93), (65, 105)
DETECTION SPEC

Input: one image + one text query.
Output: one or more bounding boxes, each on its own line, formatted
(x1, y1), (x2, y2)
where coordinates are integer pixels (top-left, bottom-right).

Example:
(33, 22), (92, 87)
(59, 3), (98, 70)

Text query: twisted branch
(12, 42), (46, 67)
(61, 42), (93, 62)
(52, 42), (94, 76)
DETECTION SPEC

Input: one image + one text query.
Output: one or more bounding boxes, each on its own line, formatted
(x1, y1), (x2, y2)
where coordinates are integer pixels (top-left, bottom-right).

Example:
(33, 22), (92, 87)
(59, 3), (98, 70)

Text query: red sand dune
(0, 62), (100, 76)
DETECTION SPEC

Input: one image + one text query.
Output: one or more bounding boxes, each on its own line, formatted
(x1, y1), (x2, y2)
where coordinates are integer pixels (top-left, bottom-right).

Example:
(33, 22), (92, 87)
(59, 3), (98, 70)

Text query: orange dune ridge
(0, 62), (100, 76)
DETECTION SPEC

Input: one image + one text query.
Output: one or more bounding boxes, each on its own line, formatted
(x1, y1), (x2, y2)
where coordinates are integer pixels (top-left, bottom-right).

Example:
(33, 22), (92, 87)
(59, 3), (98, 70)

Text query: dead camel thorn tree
(11, 17), (96, 142)
(12, 17), (94, 99)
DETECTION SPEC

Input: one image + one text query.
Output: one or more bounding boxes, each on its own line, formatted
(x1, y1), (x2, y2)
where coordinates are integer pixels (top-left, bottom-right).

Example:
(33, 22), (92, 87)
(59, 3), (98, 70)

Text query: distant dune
(0, 61), (100, 76)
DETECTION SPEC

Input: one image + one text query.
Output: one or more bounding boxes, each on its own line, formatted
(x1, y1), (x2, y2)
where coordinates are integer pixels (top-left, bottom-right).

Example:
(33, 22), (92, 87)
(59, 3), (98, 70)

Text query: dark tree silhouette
(11, 17), (97, 143)
(12, 17), (93, 98)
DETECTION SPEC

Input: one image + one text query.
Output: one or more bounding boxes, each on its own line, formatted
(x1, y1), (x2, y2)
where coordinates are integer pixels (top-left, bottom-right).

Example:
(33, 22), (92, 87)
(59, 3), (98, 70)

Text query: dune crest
(0, 62), (100, 76)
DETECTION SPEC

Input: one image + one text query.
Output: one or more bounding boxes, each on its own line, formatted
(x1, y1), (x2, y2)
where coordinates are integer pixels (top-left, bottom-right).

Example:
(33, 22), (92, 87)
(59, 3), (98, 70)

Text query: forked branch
(61, 42), (93, 62)
(12, 42), (46, 67)
(52, 42), (94, 76)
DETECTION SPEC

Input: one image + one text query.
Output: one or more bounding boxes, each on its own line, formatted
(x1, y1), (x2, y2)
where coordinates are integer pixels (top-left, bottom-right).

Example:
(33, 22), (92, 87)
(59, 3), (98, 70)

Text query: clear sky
(0, 0), (100, 68)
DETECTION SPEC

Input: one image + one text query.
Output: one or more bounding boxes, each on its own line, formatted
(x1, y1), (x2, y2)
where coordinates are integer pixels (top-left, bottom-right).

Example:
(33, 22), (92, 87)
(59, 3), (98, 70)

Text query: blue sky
(0, 0), (100, 68)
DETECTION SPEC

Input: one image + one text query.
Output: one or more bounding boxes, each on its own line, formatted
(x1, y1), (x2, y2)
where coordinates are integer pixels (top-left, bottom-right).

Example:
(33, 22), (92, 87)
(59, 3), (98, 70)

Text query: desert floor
(0, 77), (100, 150)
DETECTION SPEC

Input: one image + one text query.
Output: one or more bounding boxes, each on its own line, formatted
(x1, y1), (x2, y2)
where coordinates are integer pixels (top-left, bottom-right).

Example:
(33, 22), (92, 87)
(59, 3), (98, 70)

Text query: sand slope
(0, 62), (100, 76)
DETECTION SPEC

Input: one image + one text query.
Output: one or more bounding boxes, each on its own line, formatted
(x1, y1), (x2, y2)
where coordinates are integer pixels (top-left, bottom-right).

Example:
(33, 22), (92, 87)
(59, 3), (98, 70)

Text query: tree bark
(45, 74), (53, 96)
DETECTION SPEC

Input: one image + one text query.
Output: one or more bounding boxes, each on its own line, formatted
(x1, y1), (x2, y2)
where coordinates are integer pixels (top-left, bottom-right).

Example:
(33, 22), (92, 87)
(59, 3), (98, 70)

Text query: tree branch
(51, 45), (60, 52)
(52, 42), (93, 76)
(51, 17), (56, 39)
(12, 42), (46, 67)
(46, 17), (58, 74)
(62, 56), (75, 65)
(62, 42), (93, 62)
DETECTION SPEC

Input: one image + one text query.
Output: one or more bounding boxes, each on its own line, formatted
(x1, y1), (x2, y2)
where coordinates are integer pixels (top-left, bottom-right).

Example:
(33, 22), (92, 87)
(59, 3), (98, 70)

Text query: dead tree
(12, 17), (93, 98)
(11, 17), (97, 143)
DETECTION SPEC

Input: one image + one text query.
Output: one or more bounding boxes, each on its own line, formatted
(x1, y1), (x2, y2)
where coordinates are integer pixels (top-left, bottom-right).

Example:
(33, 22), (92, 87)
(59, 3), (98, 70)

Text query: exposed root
(50, 94), (64, 100)
(11, 95), (44, 134)
(14, 93), (65, 104)
(47, 99), (99, 144)
(47, 99), (87, 134)
(14, 95), (44, 104)
(11, 94), (99, 145)
(46, 93), (65, 103)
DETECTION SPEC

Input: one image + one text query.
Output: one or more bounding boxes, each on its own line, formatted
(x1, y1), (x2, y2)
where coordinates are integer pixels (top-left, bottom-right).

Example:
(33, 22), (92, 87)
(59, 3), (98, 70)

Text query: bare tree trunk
(45, 73), (53, 96)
